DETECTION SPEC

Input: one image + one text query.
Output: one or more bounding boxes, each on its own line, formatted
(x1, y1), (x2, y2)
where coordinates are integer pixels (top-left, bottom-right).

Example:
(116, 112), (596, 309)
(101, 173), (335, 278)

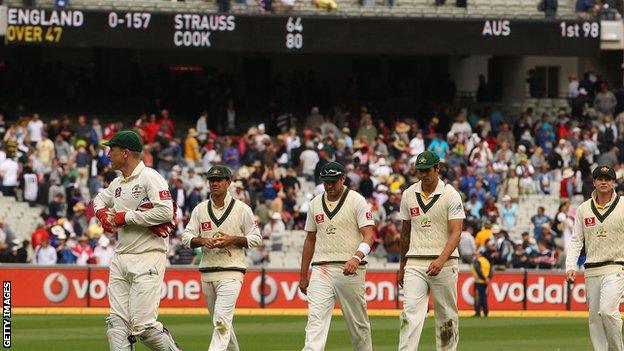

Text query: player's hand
(213, 231), (233, 248)
(149, 222), (175, 237)
(299, 274), (309, 295)
(201, 237), (218, 249)
(148, 202), (178, 237)
(398, 268), (405, 288)
(343, 257), (360, 276)
(113, 211), (127, 228)
(566, 270), (576, 284)
(427, 257), (445, 276)
(96, 208), (116, 233)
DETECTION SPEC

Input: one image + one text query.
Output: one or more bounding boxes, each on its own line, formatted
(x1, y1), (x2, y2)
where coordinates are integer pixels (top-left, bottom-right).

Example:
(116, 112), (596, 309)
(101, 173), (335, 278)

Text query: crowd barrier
(1, 265), (590, 310)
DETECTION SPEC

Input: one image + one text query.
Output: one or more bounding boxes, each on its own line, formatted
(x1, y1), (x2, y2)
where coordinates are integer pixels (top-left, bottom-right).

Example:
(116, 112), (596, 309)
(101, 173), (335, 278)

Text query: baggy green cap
(415, 151), (440, 170)
(206, 165), (233, 180)
(104, 131), (143, 153)
(320, 162), (346, 182)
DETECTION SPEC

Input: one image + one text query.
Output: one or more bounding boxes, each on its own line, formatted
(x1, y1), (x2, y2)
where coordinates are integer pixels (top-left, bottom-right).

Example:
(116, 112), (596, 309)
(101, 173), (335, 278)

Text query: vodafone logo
(43, 273), (108, 303)
(314, 214), (325, 224)
(460, 277), (587, 305)
(43, 273), (70, 303)
(584, 217), (597, 227)
(410, 207), (420, 217)
(250, 275), (279, 305)
(200, 221), (212, 231)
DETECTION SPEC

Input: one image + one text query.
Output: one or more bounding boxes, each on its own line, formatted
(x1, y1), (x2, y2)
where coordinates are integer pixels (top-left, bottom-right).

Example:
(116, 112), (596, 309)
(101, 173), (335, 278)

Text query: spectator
(55, 230), (76, 264)
(475, 222), (495, 249)
(312, 0), (337, 11)
(499, 195), (518, 231)
(568, 75), (579, 99)
(93, 235), (114, 266)
(459, 226), (476, 264)
(530, 206), (551, 242)
(196, 111), (209, 142)
(0, 155), (19, 197)
(595, 83), (617, 117)
(184, 128), (201, 168)
(33, 237), (57, 265)
(72, 236), (94, 265)
(355, 114), (378, 146)
(533, 241), (556, 269)
(27, 113), (44, 147)
(560, 168), (575, 199)
(299, 142), (319, 182)
(263, 212), (285, 251)
(511, 240), (529, 268)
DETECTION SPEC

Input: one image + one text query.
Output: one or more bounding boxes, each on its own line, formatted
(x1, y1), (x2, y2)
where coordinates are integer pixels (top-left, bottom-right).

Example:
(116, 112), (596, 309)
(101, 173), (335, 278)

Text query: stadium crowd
(1, 69), (624, 271)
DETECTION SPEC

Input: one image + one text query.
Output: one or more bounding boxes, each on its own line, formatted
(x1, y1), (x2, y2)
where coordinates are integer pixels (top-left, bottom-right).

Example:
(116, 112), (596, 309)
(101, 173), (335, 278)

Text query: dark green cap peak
(104, 130), (143, 153)
(592, 165), (616, 180)
(320, 162), (346, 182)
(206, 165), (233, 180)
(415, 151), (440, 170)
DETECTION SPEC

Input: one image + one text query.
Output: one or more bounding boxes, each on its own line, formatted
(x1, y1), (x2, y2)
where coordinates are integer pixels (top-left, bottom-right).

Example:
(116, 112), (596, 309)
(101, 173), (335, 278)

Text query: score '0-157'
(560, 21), (599, 38)
(108, 12), (151, 29)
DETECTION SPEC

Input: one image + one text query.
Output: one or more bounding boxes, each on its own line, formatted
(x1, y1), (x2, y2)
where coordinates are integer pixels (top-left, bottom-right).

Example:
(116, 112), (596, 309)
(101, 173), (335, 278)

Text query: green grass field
(9, 315), (591, 350)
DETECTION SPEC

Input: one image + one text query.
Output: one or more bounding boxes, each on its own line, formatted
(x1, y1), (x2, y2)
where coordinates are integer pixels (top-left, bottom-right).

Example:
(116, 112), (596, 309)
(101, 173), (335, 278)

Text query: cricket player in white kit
(567, 165), (624, 351)
(93, 131), (180, 351)
(181, 165), (262, 351)
(398, 151), (465, 351)
(299, 161), (376, 351)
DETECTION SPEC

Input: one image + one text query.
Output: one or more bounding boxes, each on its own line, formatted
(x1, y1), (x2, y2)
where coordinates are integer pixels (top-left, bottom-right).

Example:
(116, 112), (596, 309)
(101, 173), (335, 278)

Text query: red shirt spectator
(30, 225), (50, 250)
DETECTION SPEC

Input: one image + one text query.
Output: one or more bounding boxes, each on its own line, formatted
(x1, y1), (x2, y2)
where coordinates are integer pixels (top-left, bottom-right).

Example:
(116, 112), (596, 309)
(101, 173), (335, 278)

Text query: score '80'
(286, 17), (303, 50)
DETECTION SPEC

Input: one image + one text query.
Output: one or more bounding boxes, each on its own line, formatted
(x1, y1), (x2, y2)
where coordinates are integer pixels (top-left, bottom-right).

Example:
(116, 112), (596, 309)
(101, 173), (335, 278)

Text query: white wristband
(357, 242), (371, 256)
(351, 255), (362, 262)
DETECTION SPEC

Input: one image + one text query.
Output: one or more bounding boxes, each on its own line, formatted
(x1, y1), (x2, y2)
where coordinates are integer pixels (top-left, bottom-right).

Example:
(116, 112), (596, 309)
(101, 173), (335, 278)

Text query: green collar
(322, 188), (349, 220)
(416, 191), (441, 214)
(207, 197), (236, 227)
(591, 195), (620, 223)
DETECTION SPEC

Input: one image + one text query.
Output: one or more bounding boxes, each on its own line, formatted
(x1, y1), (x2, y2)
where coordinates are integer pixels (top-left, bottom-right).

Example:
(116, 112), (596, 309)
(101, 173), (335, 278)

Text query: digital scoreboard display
(4, 8), (601, 56)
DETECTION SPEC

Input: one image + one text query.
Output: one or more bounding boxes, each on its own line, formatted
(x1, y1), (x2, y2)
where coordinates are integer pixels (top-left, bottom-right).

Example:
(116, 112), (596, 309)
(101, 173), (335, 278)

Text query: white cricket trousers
(108, 251), (166, 335)
(586, 272), (624, 351)
(202, 279), (243, 351)
(302, 264), (373, 351)
(399, 264), (459, 351)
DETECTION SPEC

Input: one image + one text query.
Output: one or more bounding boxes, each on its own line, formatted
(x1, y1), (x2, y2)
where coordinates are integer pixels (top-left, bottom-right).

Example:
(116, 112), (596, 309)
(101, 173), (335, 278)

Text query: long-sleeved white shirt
(34, 245), (57, 265)
(93, 161), (173, 254)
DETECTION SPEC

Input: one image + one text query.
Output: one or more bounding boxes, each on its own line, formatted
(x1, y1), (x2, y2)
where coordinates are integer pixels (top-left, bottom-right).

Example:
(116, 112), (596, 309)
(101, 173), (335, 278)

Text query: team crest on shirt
(584, 217), (597, 227)
(200, 221), (213, 231)
(315, 214), (325, 224)
(114, 187), (122, 198)
(366, 212), (373, 221)
(420, 216), (432, 228)
(410, 207), (421, 217)
(596, 225), (607, 238)
(159, 190), (172, 200)
(325, 224), (336, 235)
(131, 184), (143, 199)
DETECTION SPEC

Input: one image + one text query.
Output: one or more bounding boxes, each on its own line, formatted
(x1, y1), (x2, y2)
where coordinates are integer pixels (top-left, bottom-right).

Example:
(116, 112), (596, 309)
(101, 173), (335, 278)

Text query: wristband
(351, 255), (362, 262)
(357, 242), (371, 256)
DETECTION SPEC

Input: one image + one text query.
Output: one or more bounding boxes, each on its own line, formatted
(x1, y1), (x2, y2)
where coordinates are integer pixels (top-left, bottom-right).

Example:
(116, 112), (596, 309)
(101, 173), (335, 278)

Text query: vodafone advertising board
(2, 266), (591, 310)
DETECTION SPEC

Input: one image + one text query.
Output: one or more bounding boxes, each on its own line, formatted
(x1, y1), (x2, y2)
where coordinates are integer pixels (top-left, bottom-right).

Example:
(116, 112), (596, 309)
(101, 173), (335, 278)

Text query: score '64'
(286, 17), (303, 50)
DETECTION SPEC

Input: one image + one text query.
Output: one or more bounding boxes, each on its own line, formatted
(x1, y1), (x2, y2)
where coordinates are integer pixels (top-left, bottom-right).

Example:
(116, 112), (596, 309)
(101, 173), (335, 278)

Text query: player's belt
(584, 261), (624, 269)
(311, 260), (367, 266)
(198, 267), (247, 273)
